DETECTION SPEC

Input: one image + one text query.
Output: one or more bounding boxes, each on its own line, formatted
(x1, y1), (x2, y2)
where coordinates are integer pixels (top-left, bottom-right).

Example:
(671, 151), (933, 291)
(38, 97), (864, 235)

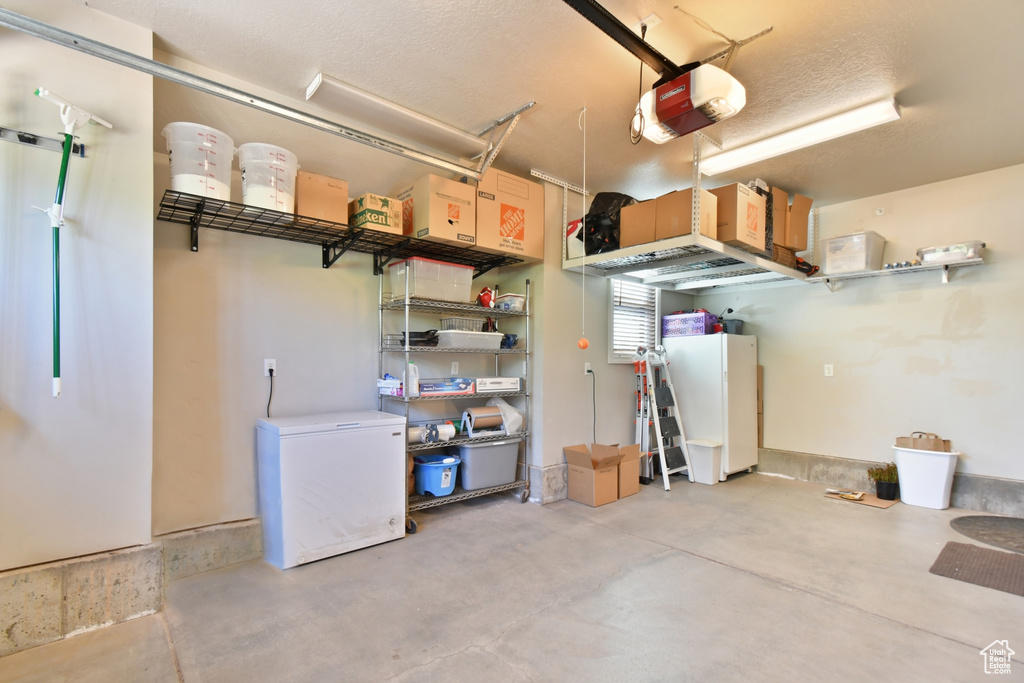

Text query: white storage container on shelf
(436, 330), (503, 350)
(389, 257), (473, 302)
(237, 142), (299, 213)
(162, 122), (234, 200)
(822, 230), (885, 274)
(494, 293), (525, 311)
(893, 446), (960, 509)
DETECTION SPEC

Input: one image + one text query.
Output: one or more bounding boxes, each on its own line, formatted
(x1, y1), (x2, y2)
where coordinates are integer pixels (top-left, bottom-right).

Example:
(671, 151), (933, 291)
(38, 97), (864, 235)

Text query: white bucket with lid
(162, 122), (234, 200)
(237, 142), (299, 213)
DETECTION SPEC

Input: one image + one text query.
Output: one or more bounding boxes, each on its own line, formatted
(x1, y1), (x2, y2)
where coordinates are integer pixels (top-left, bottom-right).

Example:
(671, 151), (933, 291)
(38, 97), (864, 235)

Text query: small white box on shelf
(822, 230), (885, 274)
(475, 377), (522, 392)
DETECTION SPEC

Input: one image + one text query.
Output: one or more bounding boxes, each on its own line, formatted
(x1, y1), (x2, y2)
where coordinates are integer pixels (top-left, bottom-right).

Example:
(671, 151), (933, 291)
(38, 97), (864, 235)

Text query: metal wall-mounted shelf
(806, 258), (984, 291)
(156, 190), (523, 276)
(563, 233), (807, 293)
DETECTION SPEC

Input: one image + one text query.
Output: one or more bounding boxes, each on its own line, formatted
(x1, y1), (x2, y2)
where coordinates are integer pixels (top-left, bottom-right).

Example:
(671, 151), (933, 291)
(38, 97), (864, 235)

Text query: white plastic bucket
(686, 439), (722, 485)
(893, 446), (959, 509)
(162, 122), (234, 200)
(237, 143), (299, 213)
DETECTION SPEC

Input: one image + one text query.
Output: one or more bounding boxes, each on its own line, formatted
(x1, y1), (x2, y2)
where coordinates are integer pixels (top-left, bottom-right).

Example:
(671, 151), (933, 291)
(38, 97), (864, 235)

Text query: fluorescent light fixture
(700, 97), (900, 176)
(305, 72), (491, 159)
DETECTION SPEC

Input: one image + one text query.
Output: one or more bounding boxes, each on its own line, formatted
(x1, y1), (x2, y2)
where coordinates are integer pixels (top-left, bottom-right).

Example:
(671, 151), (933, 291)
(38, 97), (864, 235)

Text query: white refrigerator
(662, 334), (758, 481)
(256, 411), (407, 569)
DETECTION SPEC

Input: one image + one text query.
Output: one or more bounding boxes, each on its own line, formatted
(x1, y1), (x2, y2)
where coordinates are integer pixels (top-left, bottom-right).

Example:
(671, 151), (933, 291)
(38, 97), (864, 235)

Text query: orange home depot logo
(448, 203), (460, 221)
(746, 201), (760, 237)
(500, 203), (526, 240)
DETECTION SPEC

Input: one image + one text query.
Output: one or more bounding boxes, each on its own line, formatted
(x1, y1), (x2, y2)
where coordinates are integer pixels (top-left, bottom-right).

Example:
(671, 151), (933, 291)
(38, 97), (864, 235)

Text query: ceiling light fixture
(305, 72), (491, 160)
(700, 97), (901, 176)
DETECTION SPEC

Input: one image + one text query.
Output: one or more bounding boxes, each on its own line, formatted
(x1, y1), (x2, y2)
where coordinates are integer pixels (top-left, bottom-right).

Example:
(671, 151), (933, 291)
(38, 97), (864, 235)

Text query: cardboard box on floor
(295, 171), (349, 223)
(709, 183), (766, 252)
(617, 444), (641, 498)
(655, 188), (717, 241)
(394, 174), (476, 247)
(475, 168), (544, 262)
(564, 444), (625, 507)
(770, 186), (811, 252)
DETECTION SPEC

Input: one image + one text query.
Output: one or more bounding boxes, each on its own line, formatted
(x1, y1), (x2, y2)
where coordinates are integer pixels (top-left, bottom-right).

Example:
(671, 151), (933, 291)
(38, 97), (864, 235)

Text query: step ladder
(634, 346), (690, 491)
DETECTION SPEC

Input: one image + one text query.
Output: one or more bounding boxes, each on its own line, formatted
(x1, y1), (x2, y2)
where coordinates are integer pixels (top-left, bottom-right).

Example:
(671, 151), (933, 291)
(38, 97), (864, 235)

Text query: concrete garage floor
(1, 474), (1021, 682)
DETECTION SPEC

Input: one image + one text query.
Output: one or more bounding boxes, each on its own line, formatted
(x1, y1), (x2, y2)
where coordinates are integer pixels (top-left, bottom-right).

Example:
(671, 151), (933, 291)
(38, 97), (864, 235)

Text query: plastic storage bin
(162, 122), (234, 200)
(413, 455), (460, 496)
(453, 438), (522, 490)
(389, 257), (474, 302)
(436, 330), (503, 350)
(237, 142), (299, 213)
(686, 439), (722, 485)
(822, 231), (885, 274)
(494, 293), (525, 311)
(893, 446), (959, 509)
(663, 312), (718, 337)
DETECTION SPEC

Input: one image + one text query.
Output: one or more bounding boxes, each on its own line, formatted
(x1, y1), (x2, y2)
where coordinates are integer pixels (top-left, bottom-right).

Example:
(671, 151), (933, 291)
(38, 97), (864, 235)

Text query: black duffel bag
(576, 191), (636, 254)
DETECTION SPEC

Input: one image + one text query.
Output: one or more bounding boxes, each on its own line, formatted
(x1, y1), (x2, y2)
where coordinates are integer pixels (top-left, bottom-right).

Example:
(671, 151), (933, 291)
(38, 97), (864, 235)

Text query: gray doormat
(929, 542), (1024, 597)
(950, 516), (1024, 554)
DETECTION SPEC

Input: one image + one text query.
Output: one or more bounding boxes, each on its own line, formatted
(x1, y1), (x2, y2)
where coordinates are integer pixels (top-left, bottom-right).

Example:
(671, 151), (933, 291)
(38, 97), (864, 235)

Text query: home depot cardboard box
(475, 169), (544, 261)
(618, 444), (642, 498)
(295, 171), (349, 223)
(563, 444), (625, 507)
(655, 187), (717, 241)
(394, 174), (476, 247)
(770, 187), (812, 251)
(348, 192), (402, 235)
(709, 183), (766, 252)
(619, 199), (656, 248)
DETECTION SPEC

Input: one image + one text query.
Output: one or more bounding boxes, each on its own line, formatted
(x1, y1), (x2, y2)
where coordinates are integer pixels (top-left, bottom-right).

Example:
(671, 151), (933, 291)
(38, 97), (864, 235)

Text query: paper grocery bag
(895, 431), (951, 452)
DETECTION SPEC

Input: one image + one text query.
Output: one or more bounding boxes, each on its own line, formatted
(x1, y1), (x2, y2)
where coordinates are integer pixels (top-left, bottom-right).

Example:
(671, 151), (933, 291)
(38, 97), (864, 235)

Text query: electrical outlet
(451, 361), (459, 375)
(584, 362), (591, 376)
(824, 364), (833, 377)
(264, 359), (277, 376)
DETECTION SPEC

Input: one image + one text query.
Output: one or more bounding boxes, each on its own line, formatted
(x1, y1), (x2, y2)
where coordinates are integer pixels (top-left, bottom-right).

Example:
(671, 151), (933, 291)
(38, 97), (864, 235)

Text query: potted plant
(867, 461), (899, 500)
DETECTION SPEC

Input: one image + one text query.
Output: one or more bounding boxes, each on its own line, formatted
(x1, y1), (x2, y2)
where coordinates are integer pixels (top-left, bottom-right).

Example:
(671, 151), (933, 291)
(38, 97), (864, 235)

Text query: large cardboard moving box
(655, 188), (718, 241)
(619, 199), (657, 248)
(295, 171), (349, 223)
(394, 174), (476, 247)
(475, 169), (544, 261)
(618, 444), (641, 498)
(709, 183), (766, 252)
(770, 187), (811, 251)
(564, 444), (625, 507)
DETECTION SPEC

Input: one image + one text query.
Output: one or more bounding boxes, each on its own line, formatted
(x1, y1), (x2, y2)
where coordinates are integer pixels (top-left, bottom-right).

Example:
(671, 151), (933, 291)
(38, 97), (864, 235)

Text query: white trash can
(686, 439), (722, 485)
(893, 446), (959, 509)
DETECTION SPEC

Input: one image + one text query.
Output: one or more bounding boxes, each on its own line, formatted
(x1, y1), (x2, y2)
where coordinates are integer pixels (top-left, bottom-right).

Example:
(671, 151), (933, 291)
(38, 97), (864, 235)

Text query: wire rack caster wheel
(406, 518), (418, 534)
(519, 489), (529, 504)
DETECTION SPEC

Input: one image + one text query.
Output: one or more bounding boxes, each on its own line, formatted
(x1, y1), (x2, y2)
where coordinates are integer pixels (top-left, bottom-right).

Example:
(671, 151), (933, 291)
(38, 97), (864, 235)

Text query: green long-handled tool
(34, 88), (112, 397)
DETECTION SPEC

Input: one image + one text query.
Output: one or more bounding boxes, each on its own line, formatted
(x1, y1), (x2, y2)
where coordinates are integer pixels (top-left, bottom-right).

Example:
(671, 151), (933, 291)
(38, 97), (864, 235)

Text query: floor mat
(950, 516), (1024, 554)
(929, 541), (1024, 597)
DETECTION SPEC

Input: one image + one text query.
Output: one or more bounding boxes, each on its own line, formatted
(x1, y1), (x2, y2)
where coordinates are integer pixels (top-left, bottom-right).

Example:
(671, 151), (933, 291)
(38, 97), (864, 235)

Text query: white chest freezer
(256, 411), (407, 569)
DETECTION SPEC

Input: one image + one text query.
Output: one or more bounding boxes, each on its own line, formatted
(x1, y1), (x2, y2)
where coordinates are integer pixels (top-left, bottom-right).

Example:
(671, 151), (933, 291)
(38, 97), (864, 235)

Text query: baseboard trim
(757, 448), (1024, 516)
(1, 518), (262, 658)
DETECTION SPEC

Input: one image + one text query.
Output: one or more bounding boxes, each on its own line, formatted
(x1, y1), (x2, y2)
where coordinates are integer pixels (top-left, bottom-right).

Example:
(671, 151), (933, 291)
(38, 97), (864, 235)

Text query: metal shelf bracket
(1, 126), (85, 156)
(373, 239), (412, 275)
(322, 229), (365, 269)
(189, 199), (205, 252)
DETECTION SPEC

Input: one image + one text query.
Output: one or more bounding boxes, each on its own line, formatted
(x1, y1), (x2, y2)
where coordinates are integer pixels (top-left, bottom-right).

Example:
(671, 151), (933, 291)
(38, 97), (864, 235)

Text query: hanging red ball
(577, 337), (589, 349)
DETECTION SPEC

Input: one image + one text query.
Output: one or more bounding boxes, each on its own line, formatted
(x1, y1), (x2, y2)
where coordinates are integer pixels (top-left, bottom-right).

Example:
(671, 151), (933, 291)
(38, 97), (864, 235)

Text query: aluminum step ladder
(634, 346), (690, 491)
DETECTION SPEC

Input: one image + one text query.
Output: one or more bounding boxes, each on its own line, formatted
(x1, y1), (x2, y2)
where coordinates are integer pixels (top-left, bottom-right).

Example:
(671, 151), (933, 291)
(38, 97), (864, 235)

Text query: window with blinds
(609, 280), (658, 362)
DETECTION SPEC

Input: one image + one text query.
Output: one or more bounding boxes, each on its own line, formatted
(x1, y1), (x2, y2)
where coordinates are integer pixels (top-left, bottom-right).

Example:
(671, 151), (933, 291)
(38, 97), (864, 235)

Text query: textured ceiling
(73, 0), (1024, 206)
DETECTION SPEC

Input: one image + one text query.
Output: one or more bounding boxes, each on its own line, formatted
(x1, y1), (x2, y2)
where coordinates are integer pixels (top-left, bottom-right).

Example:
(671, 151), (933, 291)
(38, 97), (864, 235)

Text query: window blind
(611, 280), (657, 360)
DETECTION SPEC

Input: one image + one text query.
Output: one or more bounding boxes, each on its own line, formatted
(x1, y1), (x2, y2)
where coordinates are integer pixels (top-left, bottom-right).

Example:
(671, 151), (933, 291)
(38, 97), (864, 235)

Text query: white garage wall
(0, 2), (154, 570)
(698, 163), (1024, 480)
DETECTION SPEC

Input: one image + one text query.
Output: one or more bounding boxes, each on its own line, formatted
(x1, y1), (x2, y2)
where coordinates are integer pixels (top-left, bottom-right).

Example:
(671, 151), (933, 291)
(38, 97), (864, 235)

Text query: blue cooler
(413, 455), (460, 496)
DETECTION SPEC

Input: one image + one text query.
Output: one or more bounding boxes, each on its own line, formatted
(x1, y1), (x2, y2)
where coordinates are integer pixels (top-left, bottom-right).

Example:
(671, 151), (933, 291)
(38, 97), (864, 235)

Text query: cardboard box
(770, 187), (811, 251)
(655, 188), (718, 241)
(563, 444), (625, 507)
(619, 199), (657, 248)
(475, 169), (544, 261)
(756, 365), (764, 414)
(418, 378), (475, 396)
(295, 171), (349, 223)
(709, 183), (766, 252)
(394, 174), (476, 247)
(618, 444), (641, 498)
(475, 377), (521, 392)
(348, 193), (402, 235)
